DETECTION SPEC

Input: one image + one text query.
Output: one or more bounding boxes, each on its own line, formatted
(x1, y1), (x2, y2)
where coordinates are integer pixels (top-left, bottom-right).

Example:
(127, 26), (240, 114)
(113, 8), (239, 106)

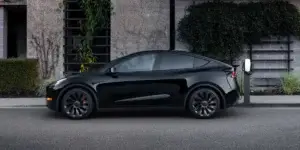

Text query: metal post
(243, 45), (252, 105)
(169, 0), (175, 51)
(243, 71), (250, 104)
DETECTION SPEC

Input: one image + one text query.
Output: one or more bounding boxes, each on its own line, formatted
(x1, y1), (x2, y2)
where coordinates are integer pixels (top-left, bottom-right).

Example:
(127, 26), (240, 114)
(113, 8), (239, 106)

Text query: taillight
(223, 67), (237, 78)
(231, 71), (237, 78)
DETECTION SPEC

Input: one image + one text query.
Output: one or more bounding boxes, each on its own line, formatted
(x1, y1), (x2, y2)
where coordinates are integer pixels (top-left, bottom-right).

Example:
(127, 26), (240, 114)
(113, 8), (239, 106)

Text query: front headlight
(54, 78), (67, 86)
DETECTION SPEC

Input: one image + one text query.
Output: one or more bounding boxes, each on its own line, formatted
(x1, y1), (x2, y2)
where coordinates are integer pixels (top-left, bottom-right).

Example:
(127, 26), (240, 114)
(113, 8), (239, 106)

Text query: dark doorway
(6, 5), (27, 58)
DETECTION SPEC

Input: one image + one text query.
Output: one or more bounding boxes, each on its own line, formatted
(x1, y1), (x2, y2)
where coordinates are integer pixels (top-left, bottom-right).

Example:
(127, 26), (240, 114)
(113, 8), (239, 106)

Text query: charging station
(243, 58), (252, 104)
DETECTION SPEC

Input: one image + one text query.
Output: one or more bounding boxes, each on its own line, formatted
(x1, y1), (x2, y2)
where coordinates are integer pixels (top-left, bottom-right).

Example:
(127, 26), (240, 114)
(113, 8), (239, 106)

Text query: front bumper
(46, 84), (61, 111)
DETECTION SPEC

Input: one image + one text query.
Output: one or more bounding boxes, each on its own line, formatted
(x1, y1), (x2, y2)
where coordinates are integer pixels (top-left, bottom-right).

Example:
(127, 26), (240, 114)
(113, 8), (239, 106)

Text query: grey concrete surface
(0, 107), (300, 150)
(0, 98), (45, 107)
(238, 95), (300, 104)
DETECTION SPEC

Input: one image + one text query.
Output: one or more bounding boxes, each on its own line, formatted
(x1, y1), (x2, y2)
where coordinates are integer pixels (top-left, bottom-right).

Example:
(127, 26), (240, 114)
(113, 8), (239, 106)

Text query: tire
(187, 88), (221, 119)
(61, 88), (95, 119)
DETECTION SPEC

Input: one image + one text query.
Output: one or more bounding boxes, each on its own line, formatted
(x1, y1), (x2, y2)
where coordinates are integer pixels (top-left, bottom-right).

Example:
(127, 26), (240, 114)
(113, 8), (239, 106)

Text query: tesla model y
(46, 50), (240, 119)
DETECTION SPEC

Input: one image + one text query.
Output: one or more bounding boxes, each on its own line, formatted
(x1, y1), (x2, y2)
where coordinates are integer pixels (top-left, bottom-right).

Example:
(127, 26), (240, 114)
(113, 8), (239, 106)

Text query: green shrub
(0, 59), (39, 96)
(177, 1), (300, 63)
(281, 73), (300, 95)
(35, 77), (57, 97)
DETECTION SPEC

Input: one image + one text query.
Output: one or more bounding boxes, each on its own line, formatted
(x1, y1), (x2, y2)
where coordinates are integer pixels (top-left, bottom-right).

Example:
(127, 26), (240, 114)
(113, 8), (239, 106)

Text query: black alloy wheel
(61, 88), (94, 119)
(187, 88), (220, 119)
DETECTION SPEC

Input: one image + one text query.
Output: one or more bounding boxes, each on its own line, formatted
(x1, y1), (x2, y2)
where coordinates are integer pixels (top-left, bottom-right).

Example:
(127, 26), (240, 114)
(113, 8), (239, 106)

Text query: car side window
(114, 54), (157, 72)
(156, 53), (194, 70)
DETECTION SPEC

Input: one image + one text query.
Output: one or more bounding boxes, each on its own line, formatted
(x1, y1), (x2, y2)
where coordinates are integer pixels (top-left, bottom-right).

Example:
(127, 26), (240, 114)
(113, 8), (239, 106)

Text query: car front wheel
(187, 88), (221, 119)
(61, 88), (95, 119)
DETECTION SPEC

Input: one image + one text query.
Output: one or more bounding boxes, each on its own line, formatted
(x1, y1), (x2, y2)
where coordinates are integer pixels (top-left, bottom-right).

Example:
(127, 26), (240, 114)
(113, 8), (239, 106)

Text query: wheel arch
(184, 82), (226, 110)
(56, 83), (99, 112)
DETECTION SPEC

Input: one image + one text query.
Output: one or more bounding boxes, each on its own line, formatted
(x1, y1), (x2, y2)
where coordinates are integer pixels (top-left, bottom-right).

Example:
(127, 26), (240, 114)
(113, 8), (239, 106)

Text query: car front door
(97, 53), (171, 107)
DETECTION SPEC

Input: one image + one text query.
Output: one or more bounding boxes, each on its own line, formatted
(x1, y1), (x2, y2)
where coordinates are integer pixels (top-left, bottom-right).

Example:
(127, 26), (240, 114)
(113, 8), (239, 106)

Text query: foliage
(281, 73), (300, 95)
(0, 59), (39, 97)
(177, 0), (300, 64)
(77, 0), (113, 72)
(35, 77), (57, 97)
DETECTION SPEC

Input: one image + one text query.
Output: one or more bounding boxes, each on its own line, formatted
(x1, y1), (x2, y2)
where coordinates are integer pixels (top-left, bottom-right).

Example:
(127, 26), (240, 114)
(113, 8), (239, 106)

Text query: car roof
(134, 50), (189, 54)
(133, 50), (211, 60)
(134, 50), (232, 67)
(99, 50), (232, 72)
(132, 50), (200, 57)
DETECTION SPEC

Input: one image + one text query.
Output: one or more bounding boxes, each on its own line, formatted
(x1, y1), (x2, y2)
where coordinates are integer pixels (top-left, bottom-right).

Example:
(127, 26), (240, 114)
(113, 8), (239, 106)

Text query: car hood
(66, 72), (106, 79)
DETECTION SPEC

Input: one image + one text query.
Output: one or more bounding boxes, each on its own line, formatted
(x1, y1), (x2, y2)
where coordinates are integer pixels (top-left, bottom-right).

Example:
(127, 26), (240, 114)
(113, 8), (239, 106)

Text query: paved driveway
(0, 107), (299, 150)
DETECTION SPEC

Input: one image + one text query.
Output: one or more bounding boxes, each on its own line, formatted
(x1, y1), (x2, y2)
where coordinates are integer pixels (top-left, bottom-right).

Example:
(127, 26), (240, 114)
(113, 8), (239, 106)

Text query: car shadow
(92, 108), (189, 119)
(45, 107), (240, 120)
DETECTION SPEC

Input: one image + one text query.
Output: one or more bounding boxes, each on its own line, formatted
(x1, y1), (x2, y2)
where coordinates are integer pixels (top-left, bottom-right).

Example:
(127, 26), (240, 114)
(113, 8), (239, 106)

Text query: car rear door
(150, 52), (200, 106)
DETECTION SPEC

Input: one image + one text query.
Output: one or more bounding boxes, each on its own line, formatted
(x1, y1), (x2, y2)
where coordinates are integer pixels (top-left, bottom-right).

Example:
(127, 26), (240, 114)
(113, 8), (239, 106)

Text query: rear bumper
(224, 73), (241, 108)
(225, 90), (240, 108)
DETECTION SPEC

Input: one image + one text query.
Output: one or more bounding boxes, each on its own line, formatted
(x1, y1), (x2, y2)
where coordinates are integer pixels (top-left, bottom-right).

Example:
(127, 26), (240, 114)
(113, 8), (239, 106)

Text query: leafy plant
(177, 1), (244, 64)
(35, 77), (57, 97)
(0, 59), (39, 97)
(177, 0), (300, 64)
(77, 0), (113, 72)
(281, 73), (300, 95)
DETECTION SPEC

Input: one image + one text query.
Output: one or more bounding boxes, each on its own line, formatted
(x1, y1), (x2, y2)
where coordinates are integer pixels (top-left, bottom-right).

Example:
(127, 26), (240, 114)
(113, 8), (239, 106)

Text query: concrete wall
(110, 0), (170, 60)
(27, 0), (64, 79)
(0, 7), (7, 58)
(291, 37), (300, 73)
(2, 0), (300, 82)
(289, 0), (300, 76)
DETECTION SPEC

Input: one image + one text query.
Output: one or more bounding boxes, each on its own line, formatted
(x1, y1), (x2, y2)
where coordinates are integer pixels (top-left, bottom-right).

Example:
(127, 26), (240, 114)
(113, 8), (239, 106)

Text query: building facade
(1, 0), (300, 90)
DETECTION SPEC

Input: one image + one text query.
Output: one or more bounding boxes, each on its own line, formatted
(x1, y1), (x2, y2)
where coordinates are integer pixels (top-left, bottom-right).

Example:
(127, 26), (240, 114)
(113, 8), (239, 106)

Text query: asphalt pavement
(2, 96), (300, 108)
(0, 107), (300, 150)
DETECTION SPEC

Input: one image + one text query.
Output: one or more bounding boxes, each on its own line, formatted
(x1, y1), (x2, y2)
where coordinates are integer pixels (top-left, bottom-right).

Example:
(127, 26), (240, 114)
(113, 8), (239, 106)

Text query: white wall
(0, 7), (7, 59)
(27, 0), (64, 79)
(111, 0), (170, 60)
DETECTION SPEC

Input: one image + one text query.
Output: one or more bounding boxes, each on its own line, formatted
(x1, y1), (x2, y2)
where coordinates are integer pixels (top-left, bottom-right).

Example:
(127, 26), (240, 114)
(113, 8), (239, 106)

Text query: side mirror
(105, 67), (118, 78)
(244, 58), (251, 73)
(110, 67), (115, 73)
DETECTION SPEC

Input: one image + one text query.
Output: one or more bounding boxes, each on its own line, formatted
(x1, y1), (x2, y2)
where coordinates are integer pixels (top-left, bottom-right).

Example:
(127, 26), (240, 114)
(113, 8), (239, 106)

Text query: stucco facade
(1, 0), (300, 83)
(111, 0), (300, 90)
(111, 0), (170, 60)
(26, 0), (64, 79)
(0, 0), (64, 79)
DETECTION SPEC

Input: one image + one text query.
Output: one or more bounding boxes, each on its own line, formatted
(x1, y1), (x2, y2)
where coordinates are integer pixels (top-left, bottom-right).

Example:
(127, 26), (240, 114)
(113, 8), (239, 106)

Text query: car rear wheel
(187, 88), (221, 119)
(61, 88), (94, 119)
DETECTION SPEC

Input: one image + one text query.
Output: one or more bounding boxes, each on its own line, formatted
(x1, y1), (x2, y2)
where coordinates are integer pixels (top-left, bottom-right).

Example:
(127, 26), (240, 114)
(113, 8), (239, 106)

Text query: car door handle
(105, 72), (119, 78)
(110, 73), (119, 78)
